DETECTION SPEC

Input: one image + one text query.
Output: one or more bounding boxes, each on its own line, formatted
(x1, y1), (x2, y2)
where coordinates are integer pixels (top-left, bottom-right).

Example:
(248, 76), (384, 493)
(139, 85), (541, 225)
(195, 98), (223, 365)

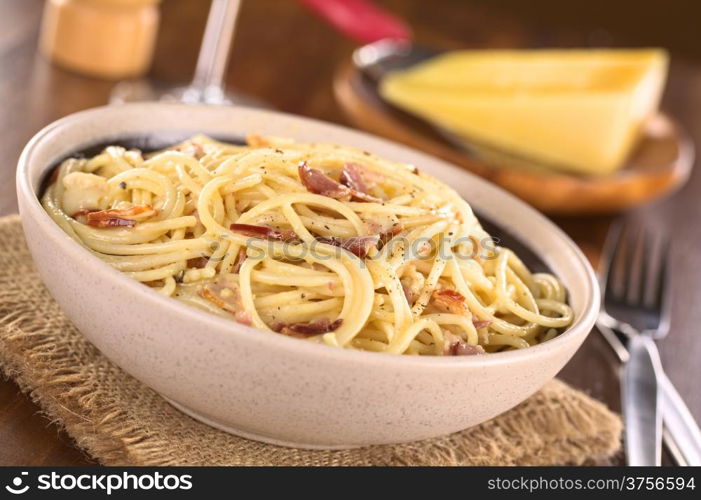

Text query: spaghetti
(42, 135), (573, 356)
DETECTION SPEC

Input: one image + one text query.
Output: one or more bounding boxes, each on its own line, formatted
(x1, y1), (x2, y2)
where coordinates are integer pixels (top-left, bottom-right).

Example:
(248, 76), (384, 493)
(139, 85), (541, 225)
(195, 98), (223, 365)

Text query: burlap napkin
(0, 215), (621, 465)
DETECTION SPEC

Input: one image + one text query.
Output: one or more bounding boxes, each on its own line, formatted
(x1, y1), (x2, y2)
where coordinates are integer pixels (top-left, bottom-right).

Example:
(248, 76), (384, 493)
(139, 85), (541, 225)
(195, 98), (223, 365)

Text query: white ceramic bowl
(17, 103), (599, 449)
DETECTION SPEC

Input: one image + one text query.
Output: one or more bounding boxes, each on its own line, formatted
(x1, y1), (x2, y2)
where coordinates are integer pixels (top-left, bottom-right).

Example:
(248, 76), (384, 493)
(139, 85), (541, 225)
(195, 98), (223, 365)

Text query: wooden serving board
(334, 62), (694, 215)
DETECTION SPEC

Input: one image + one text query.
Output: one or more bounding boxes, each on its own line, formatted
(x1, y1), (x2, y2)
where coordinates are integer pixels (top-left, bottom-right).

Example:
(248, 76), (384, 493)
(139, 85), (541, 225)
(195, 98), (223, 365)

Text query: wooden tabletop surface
(0, 0), (699, 465)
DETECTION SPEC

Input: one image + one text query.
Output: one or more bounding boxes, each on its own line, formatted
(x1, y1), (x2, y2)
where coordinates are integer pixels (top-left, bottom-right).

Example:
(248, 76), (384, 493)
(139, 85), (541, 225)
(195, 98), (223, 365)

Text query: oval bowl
(16, 103), (599, 449)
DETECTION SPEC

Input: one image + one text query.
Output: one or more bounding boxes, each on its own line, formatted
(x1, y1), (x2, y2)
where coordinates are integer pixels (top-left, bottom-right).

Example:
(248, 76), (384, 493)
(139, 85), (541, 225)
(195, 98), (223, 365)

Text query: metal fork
(599, 221), (701, 466)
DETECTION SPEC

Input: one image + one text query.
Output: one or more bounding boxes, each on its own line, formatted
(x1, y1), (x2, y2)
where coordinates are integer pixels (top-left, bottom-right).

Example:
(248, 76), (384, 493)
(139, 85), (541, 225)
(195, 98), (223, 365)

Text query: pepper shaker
(40, 0), (161, 80)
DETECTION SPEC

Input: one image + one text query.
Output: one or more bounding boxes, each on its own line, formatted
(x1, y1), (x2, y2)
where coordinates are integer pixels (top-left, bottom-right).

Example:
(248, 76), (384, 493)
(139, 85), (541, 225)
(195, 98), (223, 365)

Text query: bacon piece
(340, 163), (386, 203)
(174, 140), (206, 159)
(430, 289), (468, 315)
(230, 223), (299, 242)
(232, 248), (247, 273)
(187, 257), (208, 269)
(473, 319), (491, 329)
(84, 205), (157, 228)
(299, 162), (381, 203)
(378, 223), (404, 247)
(447, 341), (485, 356)
(298, 162), (352, 200)
(340, 163), (368, 193)
(273, 319), (343, 338)
(350, 190), (381, 203)
(89, 217), (135, 228)
(442, 331), (484, 355)
(199, 277), (251, 325)
(365, 220), (403, 248)
(315, 235), (379, 258)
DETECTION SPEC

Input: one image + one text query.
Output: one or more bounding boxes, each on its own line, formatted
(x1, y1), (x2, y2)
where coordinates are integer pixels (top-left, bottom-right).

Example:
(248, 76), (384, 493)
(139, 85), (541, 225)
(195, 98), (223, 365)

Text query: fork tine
(602, 219), (670, 336)
(651, 235), (671, 313)
(604, 220), (647, 306)
(620, 223), (642, 305)
(633, 226), (651, 306)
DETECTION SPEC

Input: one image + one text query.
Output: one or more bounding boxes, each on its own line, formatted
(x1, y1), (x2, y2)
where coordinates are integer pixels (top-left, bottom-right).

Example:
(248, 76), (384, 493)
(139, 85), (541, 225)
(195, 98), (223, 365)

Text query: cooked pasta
(42, 134), (573, 356)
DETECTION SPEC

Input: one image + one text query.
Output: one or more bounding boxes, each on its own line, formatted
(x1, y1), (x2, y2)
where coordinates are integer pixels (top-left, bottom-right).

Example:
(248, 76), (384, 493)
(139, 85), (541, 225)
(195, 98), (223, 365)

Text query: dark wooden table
(0, 0), (699, 465)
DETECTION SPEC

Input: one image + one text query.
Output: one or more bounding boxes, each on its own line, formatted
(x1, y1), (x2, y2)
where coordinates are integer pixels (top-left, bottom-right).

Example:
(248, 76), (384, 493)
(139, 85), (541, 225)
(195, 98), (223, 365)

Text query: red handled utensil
(297, 0), (412, 44)
(296, 0), (438, 83)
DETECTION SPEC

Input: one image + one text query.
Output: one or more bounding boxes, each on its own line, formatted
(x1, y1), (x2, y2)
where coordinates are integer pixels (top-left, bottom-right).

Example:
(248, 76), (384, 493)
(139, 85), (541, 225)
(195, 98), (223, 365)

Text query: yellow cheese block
(380, 49), (668, 175)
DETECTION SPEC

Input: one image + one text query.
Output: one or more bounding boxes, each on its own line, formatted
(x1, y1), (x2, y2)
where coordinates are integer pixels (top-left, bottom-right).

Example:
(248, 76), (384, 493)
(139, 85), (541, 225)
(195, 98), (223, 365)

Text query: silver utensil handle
(598, 321), (701, 465)
(623, 335), (663, 466)
(191, 0), (242, 94)
(660, 372), (701, 465)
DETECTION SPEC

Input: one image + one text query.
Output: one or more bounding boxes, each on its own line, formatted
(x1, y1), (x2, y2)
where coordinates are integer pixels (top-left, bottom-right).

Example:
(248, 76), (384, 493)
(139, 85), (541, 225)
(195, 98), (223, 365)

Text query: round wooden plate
(334, 62), (694, 215)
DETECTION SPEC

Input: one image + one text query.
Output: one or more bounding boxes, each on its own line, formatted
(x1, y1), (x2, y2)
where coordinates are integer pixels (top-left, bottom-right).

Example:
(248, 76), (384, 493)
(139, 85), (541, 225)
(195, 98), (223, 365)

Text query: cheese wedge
(380, 49), (668, 175)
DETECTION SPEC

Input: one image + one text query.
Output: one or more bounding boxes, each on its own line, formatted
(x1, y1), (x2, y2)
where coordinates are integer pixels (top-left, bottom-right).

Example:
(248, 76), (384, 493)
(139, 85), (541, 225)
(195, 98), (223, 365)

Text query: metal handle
(660, 372), (701, 465)
(598, 321), (701, 465)
(187, 0), (242, 103)
(622, 335), (663, 466)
